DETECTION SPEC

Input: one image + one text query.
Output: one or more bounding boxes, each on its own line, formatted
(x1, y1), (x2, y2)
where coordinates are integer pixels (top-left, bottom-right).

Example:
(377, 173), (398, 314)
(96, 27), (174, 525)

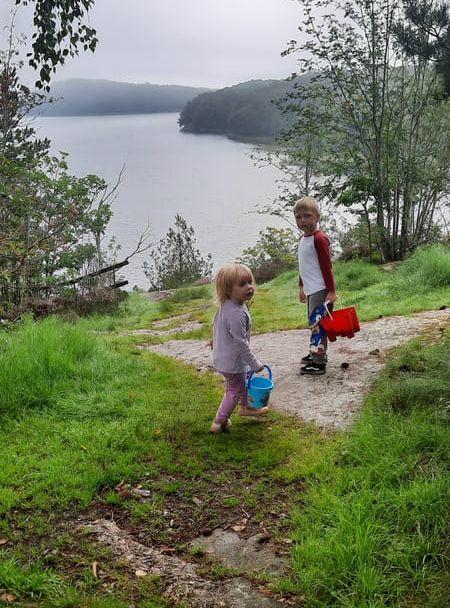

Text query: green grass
(251, 245), (449, 333)
(288, 332), (450, 607)
(102, 244), (449, 339)
(0, 245), (448, 606)
(0, 316), (324, 606)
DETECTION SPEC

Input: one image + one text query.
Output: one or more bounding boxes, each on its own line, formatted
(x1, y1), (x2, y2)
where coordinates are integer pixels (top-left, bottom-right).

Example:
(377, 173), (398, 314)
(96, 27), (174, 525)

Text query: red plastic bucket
(319, 307), (360, 342)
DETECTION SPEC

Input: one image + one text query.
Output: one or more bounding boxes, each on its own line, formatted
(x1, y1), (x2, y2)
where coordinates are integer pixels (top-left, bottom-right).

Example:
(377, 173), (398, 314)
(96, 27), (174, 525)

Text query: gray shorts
(307, 288), (329, 363)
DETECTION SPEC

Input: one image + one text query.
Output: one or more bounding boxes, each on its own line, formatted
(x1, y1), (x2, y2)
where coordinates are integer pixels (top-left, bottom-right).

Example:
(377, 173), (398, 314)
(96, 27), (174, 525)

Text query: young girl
(210, 263), (268, 434)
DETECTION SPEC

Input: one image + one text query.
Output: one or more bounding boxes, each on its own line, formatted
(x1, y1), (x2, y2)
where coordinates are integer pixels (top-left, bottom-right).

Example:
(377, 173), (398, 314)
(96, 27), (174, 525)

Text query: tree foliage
(0, 44), (114, 315)
(143, 215), (213, 291)
(393, 0), (450, 95)
(15, 0), (98, 88)
(269, 0), (450, 262)
(237, 227), (298, 283)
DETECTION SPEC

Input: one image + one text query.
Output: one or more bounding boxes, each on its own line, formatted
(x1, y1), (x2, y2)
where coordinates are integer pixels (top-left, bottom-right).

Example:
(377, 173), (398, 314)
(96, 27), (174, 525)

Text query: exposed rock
(190, 529), (287, 576)
(85, 519), (287, 608)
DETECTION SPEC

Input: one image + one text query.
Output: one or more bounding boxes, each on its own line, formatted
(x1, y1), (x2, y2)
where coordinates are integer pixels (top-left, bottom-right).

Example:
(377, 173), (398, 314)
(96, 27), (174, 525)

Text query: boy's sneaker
(301, 353), (313, 364)
(300, 362), (326, 375)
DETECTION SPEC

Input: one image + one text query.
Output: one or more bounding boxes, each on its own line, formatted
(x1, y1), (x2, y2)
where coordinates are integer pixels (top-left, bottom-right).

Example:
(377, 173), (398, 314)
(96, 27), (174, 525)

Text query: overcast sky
(1, 0), (303, 88)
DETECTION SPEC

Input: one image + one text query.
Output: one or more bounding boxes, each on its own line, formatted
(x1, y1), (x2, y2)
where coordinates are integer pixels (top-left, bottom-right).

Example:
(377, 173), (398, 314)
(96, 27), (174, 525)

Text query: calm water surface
(36, 113), (283, 287)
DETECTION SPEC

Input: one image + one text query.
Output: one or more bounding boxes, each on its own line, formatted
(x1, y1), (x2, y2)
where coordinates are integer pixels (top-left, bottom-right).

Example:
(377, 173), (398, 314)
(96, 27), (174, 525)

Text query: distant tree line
(178, 79), (304, 138)
(36, 80), (210, 117)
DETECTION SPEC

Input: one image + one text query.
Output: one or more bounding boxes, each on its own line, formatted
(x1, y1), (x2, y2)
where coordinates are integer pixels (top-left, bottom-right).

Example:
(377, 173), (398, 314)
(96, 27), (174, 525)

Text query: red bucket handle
(324, 300), (334, 320)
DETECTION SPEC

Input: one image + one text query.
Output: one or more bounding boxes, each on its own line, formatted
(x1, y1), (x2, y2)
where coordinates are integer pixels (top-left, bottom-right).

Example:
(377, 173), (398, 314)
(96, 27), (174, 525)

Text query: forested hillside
(178, 77), (309, 138)
(35, 79), (210, 116)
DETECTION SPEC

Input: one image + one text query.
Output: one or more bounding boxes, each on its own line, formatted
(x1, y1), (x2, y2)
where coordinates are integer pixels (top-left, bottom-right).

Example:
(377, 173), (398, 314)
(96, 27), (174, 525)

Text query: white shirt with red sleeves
(298, 230), (335, 296)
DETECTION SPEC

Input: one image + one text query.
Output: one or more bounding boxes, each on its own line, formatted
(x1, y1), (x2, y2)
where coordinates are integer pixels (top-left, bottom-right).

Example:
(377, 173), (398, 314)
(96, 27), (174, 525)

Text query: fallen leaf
(192, 497), (203, 507)
(132, 488), (152, 498)
(160, 546), (177, 554)
(0, 539), (8, 546)
(0, 593), (16, 603)
(135, 570), (148, 577)
(282, 538), (293, 545)
(92, 561), (98, 578)
(231, 518), (248, 533)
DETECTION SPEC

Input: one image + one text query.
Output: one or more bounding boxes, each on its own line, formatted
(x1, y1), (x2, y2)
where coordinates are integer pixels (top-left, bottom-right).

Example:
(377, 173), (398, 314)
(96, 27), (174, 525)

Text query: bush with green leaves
(143, 215), (213, 290)
(0, 45), (116, 316)
(237, 226), (298, 283)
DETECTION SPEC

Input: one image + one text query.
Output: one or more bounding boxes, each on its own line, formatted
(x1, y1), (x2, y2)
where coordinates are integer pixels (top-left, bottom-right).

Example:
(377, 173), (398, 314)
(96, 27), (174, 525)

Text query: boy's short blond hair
(293, 196), (320, 216)
(215, 263), (254, 305)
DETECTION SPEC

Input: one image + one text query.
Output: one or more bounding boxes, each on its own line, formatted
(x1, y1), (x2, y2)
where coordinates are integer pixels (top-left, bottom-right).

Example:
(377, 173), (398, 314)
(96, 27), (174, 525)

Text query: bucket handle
(324, 294), (347, 321)
(324, 297), (345, 321)
(247, 365), (272, 385)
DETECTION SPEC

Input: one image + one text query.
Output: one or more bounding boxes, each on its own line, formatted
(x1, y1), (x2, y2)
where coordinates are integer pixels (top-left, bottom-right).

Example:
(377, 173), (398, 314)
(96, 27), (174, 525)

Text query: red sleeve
(314, 231), (335, 291)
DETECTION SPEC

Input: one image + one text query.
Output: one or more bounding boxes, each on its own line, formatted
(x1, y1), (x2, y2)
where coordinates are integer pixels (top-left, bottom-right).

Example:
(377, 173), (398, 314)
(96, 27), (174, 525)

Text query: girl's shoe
(222, 419), (232, 433)
(238, 405), (269, 417)
(300, 362), (326, 375)
(210, 419), (232, 434)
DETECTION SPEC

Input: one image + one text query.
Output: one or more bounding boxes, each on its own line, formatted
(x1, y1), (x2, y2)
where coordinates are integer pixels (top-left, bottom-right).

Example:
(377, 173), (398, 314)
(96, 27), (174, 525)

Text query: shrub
(143, 215), (213, 290)
(237, 227), (298, 283)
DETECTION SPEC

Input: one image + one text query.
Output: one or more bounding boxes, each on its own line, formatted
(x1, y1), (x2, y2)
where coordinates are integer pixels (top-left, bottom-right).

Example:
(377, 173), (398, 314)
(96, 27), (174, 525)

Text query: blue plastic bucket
(247, 365), (274, 409)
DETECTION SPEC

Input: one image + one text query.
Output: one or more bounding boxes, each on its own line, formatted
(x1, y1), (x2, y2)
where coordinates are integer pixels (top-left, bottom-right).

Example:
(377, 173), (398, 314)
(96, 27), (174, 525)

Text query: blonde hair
(215, 263), (254, 304)
(293, 196), (320, 216)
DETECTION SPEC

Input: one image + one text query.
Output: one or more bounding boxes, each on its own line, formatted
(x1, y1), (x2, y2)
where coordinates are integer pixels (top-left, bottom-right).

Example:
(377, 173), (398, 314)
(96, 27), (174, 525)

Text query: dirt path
(143, 309), (449, 429)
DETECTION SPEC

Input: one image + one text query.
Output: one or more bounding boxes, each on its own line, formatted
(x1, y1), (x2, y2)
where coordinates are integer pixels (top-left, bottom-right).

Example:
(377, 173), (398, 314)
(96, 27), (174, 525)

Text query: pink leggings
(215, 372), (248, 424)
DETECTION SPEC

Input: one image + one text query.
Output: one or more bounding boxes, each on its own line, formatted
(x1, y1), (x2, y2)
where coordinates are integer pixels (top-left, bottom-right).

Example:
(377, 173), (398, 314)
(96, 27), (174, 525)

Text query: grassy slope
(97, 245), (449, 339)
(0, 318), (327, 606)
(0, 245), (448, 606)
(290, 332), (450, 607)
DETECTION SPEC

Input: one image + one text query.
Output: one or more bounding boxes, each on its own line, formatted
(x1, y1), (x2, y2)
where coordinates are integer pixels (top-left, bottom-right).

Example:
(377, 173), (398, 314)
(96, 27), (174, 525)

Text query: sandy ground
(143, 309), (449, 429)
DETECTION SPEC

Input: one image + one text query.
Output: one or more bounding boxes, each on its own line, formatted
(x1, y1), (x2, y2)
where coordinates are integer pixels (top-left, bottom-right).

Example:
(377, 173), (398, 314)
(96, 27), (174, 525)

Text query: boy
(294, 196), (337, 375)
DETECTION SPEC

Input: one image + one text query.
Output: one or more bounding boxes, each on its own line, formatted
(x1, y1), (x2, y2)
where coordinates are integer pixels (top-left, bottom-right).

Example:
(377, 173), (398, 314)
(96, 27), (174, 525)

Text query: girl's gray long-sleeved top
(212, 298), (262, 374)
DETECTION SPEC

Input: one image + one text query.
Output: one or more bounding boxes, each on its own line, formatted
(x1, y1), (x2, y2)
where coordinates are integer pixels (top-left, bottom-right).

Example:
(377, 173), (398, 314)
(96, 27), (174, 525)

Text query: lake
(35, 113), (284, 288)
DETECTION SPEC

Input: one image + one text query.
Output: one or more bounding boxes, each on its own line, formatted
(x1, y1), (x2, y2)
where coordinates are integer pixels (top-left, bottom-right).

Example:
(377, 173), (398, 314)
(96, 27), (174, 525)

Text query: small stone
(135, 570), (148, 578)
(201, 528), (213, 537)
(163, 510), (171, 518)
(369, 348), (380, 355)
(439, 305), (447, 310)
(192, 497), (203, 507)
(0, 593), (17, 603)
(340, 361), (349, 369)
